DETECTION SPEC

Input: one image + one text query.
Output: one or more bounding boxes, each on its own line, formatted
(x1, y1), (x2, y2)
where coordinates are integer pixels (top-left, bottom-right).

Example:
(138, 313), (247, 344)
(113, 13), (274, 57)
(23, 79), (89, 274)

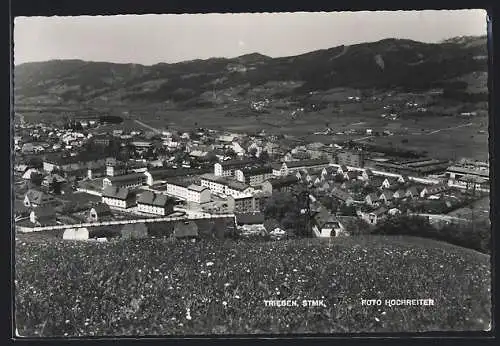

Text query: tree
(258, 150), (270, 163)
(339, 204), (357, 216)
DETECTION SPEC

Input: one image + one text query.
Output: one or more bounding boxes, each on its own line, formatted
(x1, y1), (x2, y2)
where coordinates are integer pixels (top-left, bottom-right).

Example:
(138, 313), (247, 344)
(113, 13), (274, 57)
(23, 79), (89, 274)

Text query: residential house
(24, 189), (55, 208)
(272, 159), (330, 177)
(200, 173), (254, 198)
(365, 193), (379, 207)
(137, 191), (175, 216)
(29, 207), (56, 226)
(102, 173), (147, 189)
(186, 185), (211, 204)
(337, 150), (365, 168)
(420, 183), (450, 198)
(343, 170), (361, 181)
(230, 194), (261, 213)
(360, 168), (375, 181)
(102, 186), (136, 209)
(392, 189), (407, 200)
(380, 177), (400, 190)
(405, 186), (421, 199)
(378, 191), (395, 204)
(235, 166), (274, 186)
(214, 159), (256, 177)
(41, 174), (66, 192)
(358, 206), (388, 225)
(261, 176), (300, 195)
(321, 166), (337, 179)
(235, 212), (266, 232)
(313, 208), (344, 237)
(331, 189), (354, 206)
(337, 165), (349, 175)
(88, 203), (112, 222)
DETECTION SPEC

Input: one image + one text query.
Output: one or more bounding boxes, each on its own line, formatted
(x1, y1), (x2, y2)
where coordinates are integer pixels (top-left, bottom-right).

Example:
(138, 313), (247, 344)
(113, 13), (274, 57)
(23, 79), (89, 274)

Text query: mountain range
(13, 35), (488, 107)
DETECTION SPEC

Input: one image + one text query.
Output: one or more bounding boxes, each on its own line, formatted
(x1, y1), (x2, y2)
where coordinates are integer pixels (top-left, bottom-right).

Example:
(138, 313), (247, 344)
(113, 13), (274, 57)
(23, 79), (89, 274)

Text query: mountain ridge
(14, 35), (488, 106)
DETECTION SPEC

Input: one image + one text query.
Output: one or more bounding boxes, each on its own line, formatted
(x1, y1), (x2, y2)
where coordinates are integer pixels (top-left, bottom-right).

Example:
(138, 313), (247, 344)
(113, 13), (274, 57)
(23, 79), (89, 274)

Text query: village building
(214, 159), (256, 177)
(365, 193), (379, 207)
(29, 206), (56, 226)
(358, 206), (388, 225)
(200, 173), (254, 198)
(337, 150), (365, 168)
(102, 186), (136, 209)
(234, 166), (274, 186)
(63, 228), (90, 241)
(102, 173), (147, 189)
(87, 203), (112, 222)
(137, 191), (175, 216)
(331, 189), (354, 206)
(378, 191), (395, 204)
(24, 189), (56, 208)
(261, 176), (300, 194)
(272, 159), (330, 177)
(420, 183), (450, 198)
(235, 212), (266, 233)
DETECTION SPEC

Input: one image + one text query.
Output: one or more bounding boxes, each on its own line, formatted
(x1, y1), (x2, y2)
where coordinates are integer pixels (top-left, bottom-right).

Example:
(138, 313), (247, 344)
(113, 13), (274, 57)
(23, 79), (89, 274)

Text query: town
(13, 113), (490, 242)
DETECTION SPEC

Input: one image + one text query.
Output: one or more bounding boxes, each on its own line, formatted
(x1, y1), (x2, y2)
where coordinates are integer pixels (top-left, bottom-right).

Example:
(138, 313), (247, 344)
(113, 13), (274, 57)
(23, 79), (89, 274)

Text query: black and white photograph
(12, 9), (492, 337)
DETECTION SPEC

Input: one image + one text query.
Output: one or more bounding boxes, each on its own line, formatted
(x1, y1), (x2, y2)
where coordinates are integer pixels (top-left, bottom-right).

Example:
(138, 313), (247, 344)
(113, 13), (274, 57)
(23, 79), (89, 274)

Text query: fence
(16, 213), (236, 233)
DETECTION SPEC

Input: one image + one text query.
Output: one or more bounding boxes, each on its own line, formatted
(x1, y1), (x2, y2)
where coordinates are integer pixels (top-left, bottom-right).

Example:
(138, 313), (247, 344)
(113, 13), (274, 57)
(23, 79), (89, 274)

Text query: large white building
(214, 159), (257, 177)
(102, 186), (136, 209)
(235, 166), (274, 186)
(137, 191), (175, 216)
(165, 180), (211, 204)
(200, 173), (254, 198)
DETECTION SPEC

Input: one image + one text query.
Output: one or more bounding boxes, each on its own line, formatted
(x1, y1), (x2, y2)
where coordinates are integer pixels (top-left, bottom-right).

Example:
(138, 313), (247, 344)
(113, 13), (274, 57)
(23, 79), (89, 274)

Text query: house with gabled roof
(137, 191), (175, 216)
(29, 206), (56, 226)
(420, 183), (450, 198)
(88, 203), (112, 222)
(380, 176), (400, 190)
(358, 205), (388, 225)
(405, 186), (421, 199)
(343, 170), (361, 181)
(102, 186), (136, 209)
(24, 189), (56, 208)
(378, 191), (394, 204)
(337, 165), (349, 175)
(321, 166), (337, 178)
(365, 193), (379, 207)
(360, 168), (375, 181)
(331, 189), (354, 206)
(392, 189), (407, 200)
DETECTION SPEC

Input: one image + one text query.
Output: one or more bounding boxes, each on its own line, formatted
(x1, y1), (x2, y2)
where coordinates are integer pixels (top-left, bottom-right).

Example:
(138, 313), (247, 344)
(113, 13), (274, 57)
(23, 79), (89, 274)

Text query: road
(352, 135), (374, 142)
(427, 122), (474, 135)
(134, 119), (163, 134)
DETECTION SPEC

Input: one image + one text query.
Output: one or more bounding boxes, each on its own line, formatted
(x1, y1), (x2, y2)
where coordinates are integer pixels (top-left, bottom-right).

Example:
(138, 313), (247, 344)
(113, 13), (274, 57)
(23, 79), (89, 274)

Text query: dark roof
(219, 158), (256, 169)
(372, 206), (389, 216)
(339, 165), (348, 171)
(425, 183), (450, 194)
(106, 173), (145, 183)
(379, 191), (394, 200)
(137, 191), (174, 207)
(406, 186), (420, 194)
(102, 186), (135, 200)
(174, 221), (199, 238)
(239, 165), (272, 176)
(30, 206), (55, 218)
(25, 189), (54, 205)
(331, 189), (353, 201)
(235, 212), (265, 225)
(285, 159), (330, 169)
(266, 175), (300, 188)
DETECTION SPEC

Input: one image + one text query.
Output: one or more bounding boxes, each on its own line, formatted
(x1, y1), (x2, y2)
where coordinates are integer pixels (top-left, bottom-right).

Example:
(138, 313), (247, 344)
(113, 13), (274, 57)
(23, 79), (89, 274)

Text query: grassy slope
(14, 236), (491, 336)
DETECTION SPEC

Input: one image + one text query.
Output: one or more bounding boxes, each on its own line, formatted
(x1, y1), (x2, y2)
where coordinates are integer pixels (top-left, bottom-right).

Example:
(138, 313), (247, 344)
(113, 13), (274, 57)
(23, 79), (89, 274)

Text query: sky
(13, 10), (488, 66)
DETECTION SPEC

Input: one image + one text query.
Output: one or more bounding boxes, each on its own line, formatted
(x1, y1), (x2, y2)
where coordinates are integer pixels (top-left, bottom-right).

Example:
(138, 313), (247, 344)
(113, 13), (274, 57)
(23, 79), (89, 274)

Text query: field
(14, 236), (491, 336)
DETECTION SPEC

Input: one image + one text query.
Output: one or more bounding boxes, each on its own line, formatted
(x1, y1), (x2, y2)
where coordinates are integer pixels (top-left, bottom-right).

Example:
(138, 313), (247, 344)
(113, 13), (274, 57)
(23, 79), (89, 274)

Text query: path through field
(133, 119), (163, 134)
(427, 122), (474, 135)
